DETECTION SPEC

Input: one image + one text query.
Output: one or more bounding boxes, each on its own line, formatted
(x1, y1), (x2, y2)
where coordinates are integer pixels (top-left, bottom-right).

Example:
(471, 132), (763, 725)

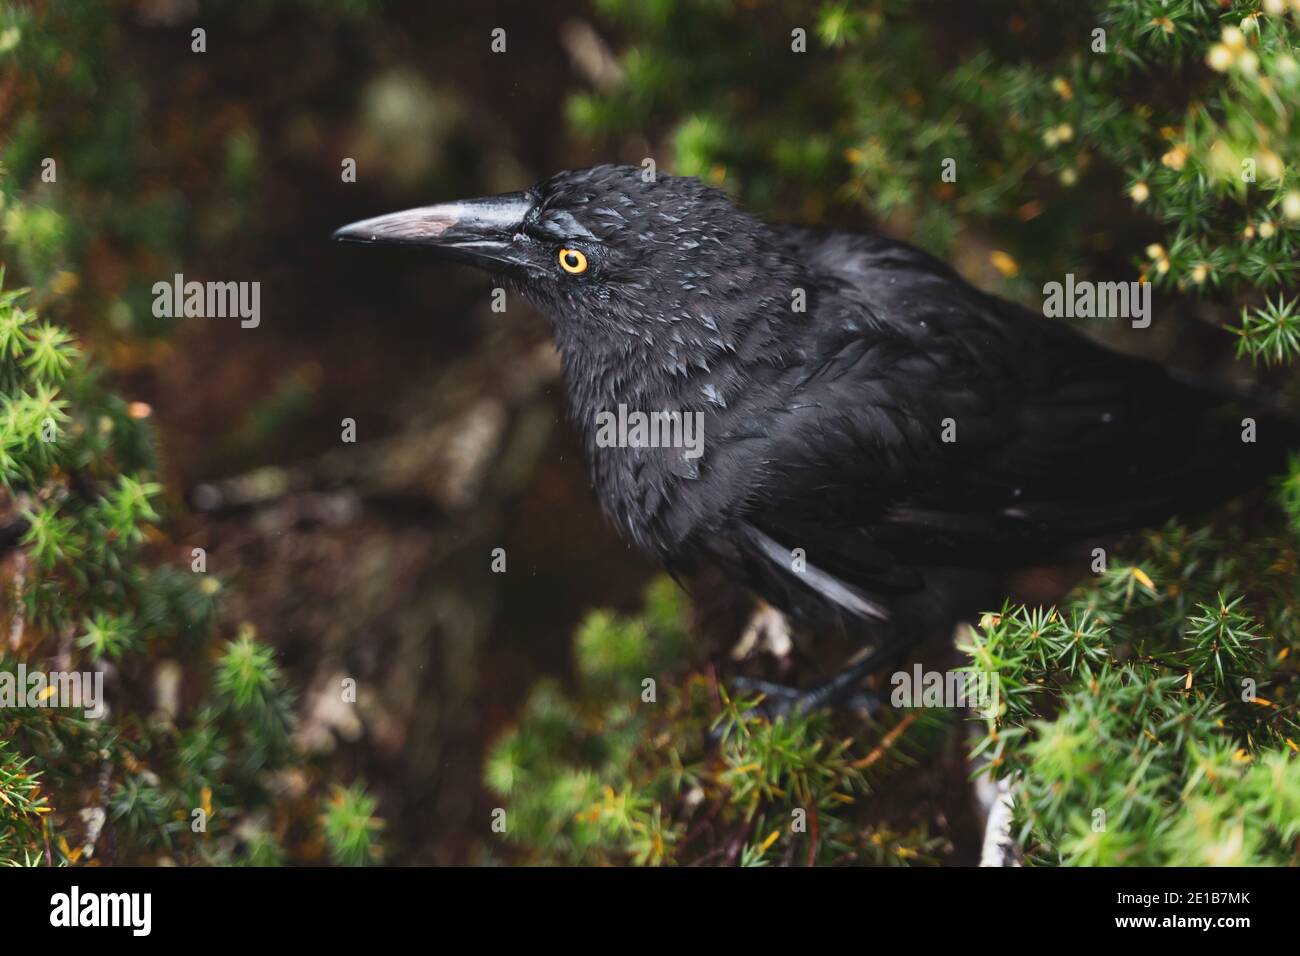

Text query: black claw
(723, 676), (884, 727)
(711, 634), (911, 744)
(730, 676), (803, 703)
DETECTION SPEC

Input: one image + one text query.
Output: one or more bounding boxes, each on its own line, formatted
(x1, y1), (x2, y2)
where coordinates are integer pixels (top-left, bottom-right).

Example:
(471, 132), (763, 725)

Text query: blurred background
(5, 0), (675, 865)
(4, 0), (1300, 866)
(83, 1), (665, 864)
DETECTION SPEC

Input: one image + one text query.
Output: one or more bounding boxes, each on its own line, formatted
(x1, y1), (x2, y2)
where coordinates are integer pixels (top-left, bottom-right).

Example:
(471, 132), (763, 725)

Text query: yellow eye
(558, 248), (588, 274)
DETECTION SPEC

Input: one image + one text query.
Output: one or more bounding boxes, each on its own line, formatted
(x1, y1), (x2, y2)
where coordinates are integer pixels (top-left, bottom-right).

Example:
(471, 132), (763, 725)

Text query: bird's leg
(731, 631), (915, 721)
(730, 676), (883, 718)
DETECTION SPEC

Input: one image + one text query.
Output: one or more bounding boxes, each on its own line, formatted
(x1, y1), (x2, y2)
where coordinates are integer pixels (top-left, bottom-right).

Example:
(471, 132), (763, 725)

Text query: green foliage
(966, 520), (1300, 865)
(485, 579), (948, 866)
(0, 737), (49, 866)
(322, 784), (385, 866)
(0, 0), (381, 866)
(1233, 295), (1300, 365)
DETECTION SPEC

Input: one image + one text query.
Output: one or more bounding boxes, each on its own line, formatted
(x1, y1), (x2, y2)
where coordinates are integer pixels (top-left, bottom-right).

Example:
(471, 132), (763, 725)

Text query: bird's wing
(735, 520), (891, 621)
(729, 227), (1293, 597)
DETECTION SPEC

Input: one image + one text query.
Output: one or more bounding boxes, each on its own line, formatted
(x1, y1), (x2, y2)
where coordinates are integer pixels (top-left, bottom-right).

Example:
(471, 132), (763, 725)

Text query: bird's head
(333, 165), (804, 359)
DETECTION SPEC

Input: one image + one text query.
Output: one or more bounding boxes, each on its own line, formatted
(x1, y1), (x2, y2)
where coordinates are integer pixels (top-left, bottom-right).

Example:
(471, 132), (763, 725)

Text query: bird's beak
(332, 191), (536, 275)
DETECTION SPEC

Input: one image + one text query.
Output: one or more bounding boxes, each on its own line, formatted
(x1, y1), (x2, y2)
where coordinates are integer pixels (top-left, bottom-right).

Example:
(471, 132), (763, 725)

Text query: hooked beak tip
(333, 191), (537, 276)
(332, 192), (532, 249)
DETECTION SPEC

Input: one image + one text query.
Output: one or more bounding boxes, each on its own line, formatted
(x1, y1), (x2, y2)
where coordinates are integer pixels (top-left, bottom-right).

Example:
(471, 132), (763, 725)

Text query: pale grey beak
(333, 191), (536, 274)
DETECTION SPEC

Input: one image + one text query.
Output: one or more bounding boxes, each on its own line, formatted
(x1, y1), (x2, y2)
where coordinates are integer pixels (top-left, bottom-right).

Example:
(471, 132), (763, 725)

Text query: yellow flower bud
(990, 250), (1019, 278)
(1207, 44), (1234, 72)
(1283, 191), (1300, 221)
(1260, 150), (1284, 181)
(1161, 145), (1187, 170)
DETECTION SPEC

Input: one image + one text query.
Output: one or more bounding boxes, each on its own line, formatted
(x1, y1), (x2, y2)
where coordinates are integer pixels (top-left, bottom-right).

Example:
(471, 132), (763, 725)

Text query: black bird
(335, 164), (1296, 711)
